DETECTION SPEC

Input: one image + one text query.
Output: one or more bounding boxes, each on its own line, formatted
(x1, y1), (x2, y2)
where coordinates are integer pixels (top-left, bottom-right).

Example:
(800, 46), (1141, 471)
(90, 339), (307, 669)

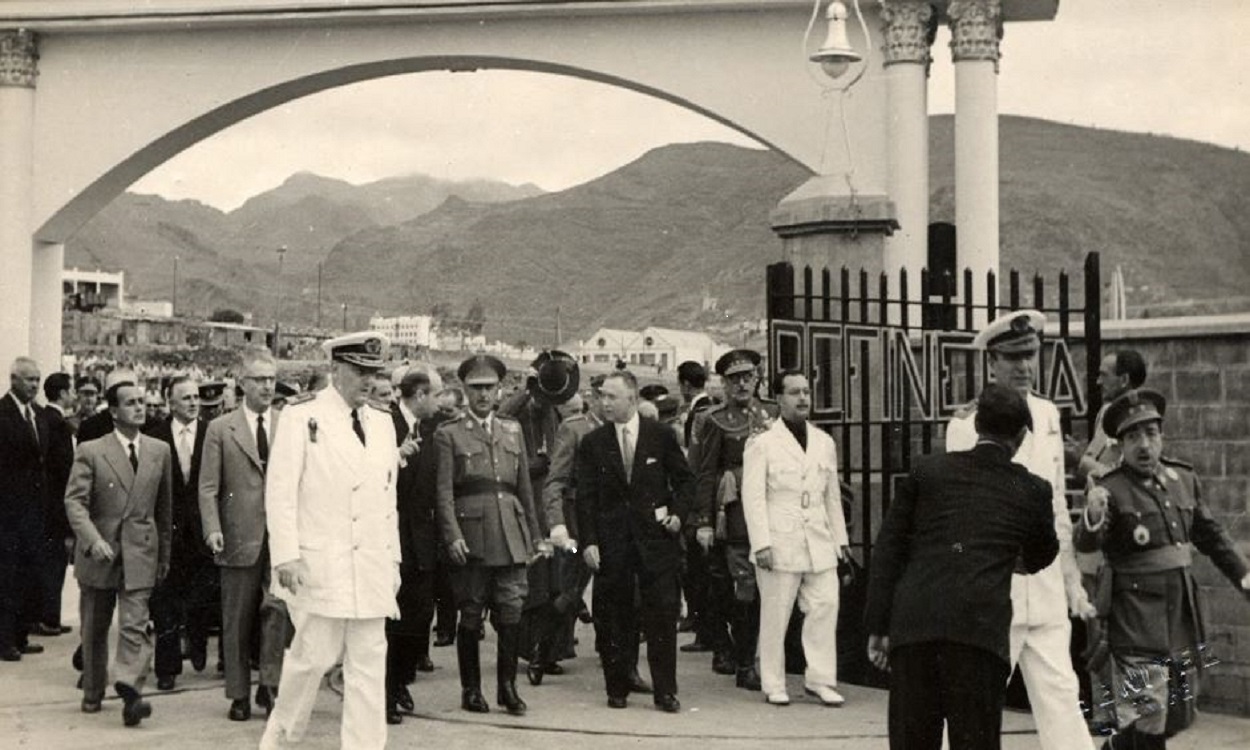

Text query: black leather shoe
(228, 698), (251, 721)
(0, 647), (20, 662)
(526, 660), (544, 686)
(116, 683), (151, 727)
(576, 606), (593, 624)
(711, 652), (736, 675)
(386, 703), (403, 725)
(189, 645), (207, 673)
(81, 699), (102, 714)
(19, 642), (44, 655)
(433, 632), (455, 647)
(680, 640), (712, 653)
(736, 667), (762, 691)
(156, 675), (176, 691)
(607, 695), (628, 709)
(416, 655), (435, 673)
(395, 686), (414, 714)
(255, 685), (276, 715)
(497, 682), (527, 716)
(72, 645), (83, 671)
(31, 622), (64, 637)
(627, 670), (653, 695)
(677, 617), (697, 633)
(544, 662), (565, 676)
(654, 693), (681, 713)
(461, 687), (490, 713)
(59, 625), (73, 634)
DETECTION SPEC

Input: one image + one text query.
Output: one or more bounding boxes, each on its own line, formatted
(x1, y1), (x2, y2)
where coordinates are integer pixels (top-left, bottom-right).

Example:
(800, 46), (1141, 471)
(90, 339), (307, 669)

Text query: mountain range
(66, 115), (1250, 343)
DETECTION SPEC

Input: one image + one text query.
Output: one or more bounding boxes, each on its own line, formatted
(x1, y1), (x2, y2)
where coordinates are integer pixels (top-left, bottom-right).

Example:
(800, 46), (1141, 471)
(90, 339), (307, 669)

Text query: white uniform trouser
(755, 566), (839, 696)
(260, 607), (387, 750)
(1010, 619), (1095, 750)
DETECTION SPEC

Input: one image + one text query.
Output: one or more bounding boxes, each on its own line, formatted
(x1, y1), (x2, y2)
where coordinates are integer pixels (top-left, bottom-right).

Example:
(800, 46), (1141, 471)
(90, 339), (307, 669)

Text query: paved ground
(3, 582), (1248, 749)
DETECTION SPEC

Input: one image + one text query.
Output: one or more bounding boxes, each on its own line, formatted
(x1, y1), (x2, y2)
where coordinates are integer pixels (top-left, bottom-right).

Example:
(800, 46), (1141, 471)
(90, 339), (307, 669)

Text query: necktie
(621, 425), (634, 483)
(351, 409), (366, 446)
(128, 442), (139, 473)
(256, 414), (269, 465)
(177, 425), (192, 481)
(25, 404), (38, 447)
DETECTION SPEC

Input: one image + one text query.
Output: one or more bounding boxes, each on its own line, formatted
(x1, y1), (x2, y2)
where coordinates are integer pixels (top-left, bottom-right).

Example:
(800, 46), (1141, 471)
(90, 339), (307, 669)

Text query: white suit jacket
(741, 419), (849, 573)
(266, 387), (401, 619)
(946, 391), (1088, 625)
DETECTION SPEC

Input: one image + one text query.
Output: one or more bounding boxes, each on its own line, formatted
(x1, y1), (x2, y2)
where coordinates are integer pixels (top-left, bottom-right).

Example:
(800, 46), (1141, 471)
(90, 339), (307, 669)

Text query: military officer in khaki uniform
(435, 355), (545, 716)
(691, 349), (778, 690)
(1078, 389), (1250, 750)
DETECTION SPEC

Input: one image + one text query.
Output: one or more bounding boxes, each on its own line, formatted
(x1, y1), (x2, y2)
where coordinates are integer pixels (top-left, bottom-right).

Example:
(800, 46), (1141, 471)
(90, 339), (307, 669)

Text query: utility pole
(554, 305), (562, 347)
(316, 261), (323, 329)
(341, 302), (347, 330)
(171, 255), (178, 317)
(274, 245), (287, 355)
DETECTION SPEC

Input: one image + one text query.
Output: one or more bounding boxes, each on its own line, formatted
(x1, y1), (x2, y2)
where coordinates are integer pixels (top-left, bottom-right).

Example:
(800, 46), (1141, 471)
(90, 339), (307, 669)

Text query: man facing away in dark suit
(199, 348), (289, 722)
(36, 372), (77, 638)
(577, 370), (695, 713)
(384, 364), (447, 724)
(64, 380), (173, 726)
(865, 384), (1059, 750)
(144, 375), (214, 690)
(0, 356), (50, 661)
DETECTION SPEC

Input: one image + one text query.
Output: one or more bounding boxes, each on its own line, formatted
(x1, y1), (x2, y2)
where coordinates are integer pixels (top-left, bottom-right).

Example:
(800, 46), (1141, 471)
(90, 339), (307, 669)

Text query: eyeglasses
(243, 376), (277, 384)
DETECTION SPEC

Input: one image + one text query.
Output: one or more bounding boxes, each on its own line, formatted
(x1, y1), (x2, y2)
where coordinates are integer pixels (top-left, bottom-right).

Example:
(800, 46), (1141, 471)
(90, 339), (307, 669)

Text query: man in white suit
(260, 332), (401, 750)
(742, 370), (850, 707)
(945, 310), (1096, 750)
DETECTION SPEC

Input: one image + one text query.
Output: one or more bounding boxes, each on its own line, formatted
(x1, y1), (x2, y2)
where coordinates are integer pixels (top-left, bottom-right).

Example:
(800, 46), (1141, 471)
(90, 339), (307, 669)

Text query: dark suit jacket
(0, 392), (47, 525)
(865, 443), (1059, 665)
(42, 406), (76, 540)
(145, 416), (209, 565)
(76, 410), (114, 443)
(576, 416), (695, 576)
(391, 405), (448, 570)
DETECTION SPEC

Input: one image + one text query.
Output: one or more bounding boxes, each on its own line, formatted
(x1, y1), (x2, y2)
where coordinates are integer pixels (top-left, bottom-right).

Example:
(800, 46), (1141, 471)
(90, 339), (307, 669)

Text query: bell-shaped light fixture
(810, 1), (862, 80)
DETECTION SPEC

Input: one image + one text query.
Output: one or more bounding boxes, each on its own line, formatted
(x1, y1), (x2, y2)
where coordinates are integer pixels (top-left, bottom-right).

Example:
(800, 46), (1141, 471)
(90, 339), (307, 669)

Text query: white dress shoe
(766, 692), (790, 706)
(804, 684), (845, 706)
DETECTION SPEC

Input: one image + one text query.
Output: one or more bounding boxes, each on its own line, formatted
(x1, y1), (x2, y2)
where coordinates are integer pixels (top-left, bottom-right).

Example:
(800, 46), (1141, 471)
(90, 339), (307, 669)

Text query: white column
(949, 0), (1001, 307)
(0, 29), (37, 370)
(881, 1), (934, 285)
(31, 241), (64, 372)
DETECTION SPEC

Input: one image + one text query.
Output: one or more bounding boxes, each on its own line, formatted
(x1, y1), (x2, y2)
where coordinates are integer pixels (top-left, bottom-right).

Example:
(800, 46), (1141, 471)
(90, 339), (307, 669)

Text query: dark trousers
(681, 529), (709, 631)
(888, 642), (1011, 750)
(702, 541), (734, 656)
(80, 584), (153, 701)
(150, 555), (217, 678)
(220, 559), (290, 699)
(433, 558), (458, 638)
(593, 546), (680, 700)
(0, 512), (41, 651)
(38, 535), (69, 628)
(386, 563), (436, 691)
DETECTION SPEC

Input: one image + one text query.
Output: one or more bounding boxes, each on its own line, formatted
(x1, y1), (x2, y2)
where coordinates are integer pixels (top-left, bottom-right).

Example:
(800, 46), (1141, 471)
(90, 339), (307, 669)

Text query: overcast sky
(133, 0), (1250, 211)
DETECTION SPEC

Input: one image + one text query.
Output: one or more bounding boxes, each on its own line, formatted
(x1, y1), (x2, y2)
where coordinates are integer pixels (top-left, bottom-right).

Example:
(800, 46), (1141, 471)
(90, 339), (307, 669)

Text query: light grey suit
(198, 406), (289, 700)
(64, 432), (172, 701)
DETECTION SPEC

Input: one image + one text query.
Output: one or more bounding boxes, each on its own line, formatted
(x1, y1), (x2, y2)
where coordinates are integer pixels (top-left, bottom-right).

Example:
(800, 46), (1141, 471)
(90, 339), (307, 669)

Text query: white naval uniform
(946, 392), (1094, 750)
(742, 419), (850, 697)
(260, 387), (400, 750)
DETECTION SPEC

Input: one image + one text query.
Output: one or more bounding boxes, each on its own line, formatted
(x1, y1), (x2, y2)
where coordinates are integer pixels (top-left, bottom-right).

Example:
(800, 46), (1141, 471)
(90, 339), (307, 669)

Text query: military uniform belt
(455, 478), (519, 497)
(1114, 543), (1192, 574)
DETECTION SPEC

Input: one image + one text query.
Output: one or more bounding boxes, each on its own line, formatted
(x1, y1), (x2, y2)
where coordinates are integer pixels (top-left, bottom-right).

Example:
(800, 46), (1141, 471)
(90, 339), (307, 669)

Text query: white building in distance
(574, 326), (729, 373)
(63, 267), (124, 310)
(369, 314), (433, 348)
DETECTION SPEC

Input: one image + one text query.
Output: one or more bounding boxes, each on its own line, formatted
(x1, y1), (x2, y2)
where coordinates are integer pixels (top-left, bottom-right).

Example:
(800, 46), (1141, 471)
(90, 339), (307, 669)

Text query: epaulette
(952, 401), (976, 420)
(283, 391), (316, 407)
(1160, 455), (1193, 471)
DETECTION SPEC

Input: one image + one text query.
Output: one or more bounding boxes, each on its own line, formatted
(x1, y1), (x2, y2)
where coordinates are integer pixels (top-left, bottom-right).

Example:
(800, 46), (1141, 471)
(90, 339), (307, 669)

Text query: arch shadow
(38, 55), (813, 243)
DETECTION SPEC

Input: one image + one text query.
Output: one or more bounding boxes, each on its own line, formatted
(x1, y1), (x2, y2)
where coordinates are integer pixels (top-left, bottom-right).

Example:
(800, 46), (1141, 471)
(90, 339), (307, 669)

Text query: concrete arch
(38, 55), (809, 244)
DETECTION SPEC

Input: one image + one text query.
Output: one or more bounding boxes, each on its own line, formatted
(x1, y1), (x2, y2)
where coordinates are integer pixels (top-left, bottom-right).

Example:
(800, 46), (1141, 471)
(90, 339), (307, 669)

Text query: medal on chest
(1132, 522), (1150, 546)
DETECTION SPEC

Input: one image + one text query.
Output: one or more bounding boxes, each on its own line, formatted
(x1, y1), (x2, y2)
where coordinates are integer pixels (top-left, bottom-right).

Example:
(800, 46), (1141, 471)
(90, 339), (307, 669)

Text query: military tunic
(434, 413), (542, 626)
(693, 399), (779, 541)
(1076, 458), (1250, 735)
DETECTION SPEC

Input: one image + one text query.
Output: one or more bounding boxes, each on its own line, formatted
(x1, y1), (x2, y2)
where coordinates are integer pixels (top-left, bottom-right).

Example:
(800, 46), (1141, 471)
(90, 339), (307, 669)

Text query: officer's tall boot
(733, 599), (761, 691)
(457, 625), (489, 713)
(495, 624), (528, 716)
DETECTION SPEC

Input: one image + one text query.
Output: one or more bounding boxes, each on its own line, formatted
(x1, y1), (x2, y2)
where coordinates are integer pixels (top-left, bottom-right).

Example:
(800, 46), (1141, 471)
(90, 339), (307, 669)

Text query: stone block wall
(1100, 319), (1250, 715)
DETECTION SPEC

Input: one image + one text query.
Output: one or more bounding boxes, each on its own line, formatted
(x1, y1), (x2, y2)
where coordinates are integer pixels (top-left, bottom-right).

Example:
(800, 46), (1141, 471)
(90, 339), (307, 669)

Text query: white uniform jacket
(741, 420), (849, 573)
(266, 388), (401, 619)
(946, 392), (1088, 625)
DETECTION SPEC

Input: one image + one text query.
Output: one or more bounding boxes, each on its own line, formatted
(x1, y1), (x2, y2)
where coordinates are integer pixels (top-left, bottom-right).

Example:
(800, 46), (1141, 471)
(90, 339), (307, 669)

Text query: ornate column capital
(881, 1), (937, 68)
(0, 29), (38, 88)
(948, 0), (1002, 71)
